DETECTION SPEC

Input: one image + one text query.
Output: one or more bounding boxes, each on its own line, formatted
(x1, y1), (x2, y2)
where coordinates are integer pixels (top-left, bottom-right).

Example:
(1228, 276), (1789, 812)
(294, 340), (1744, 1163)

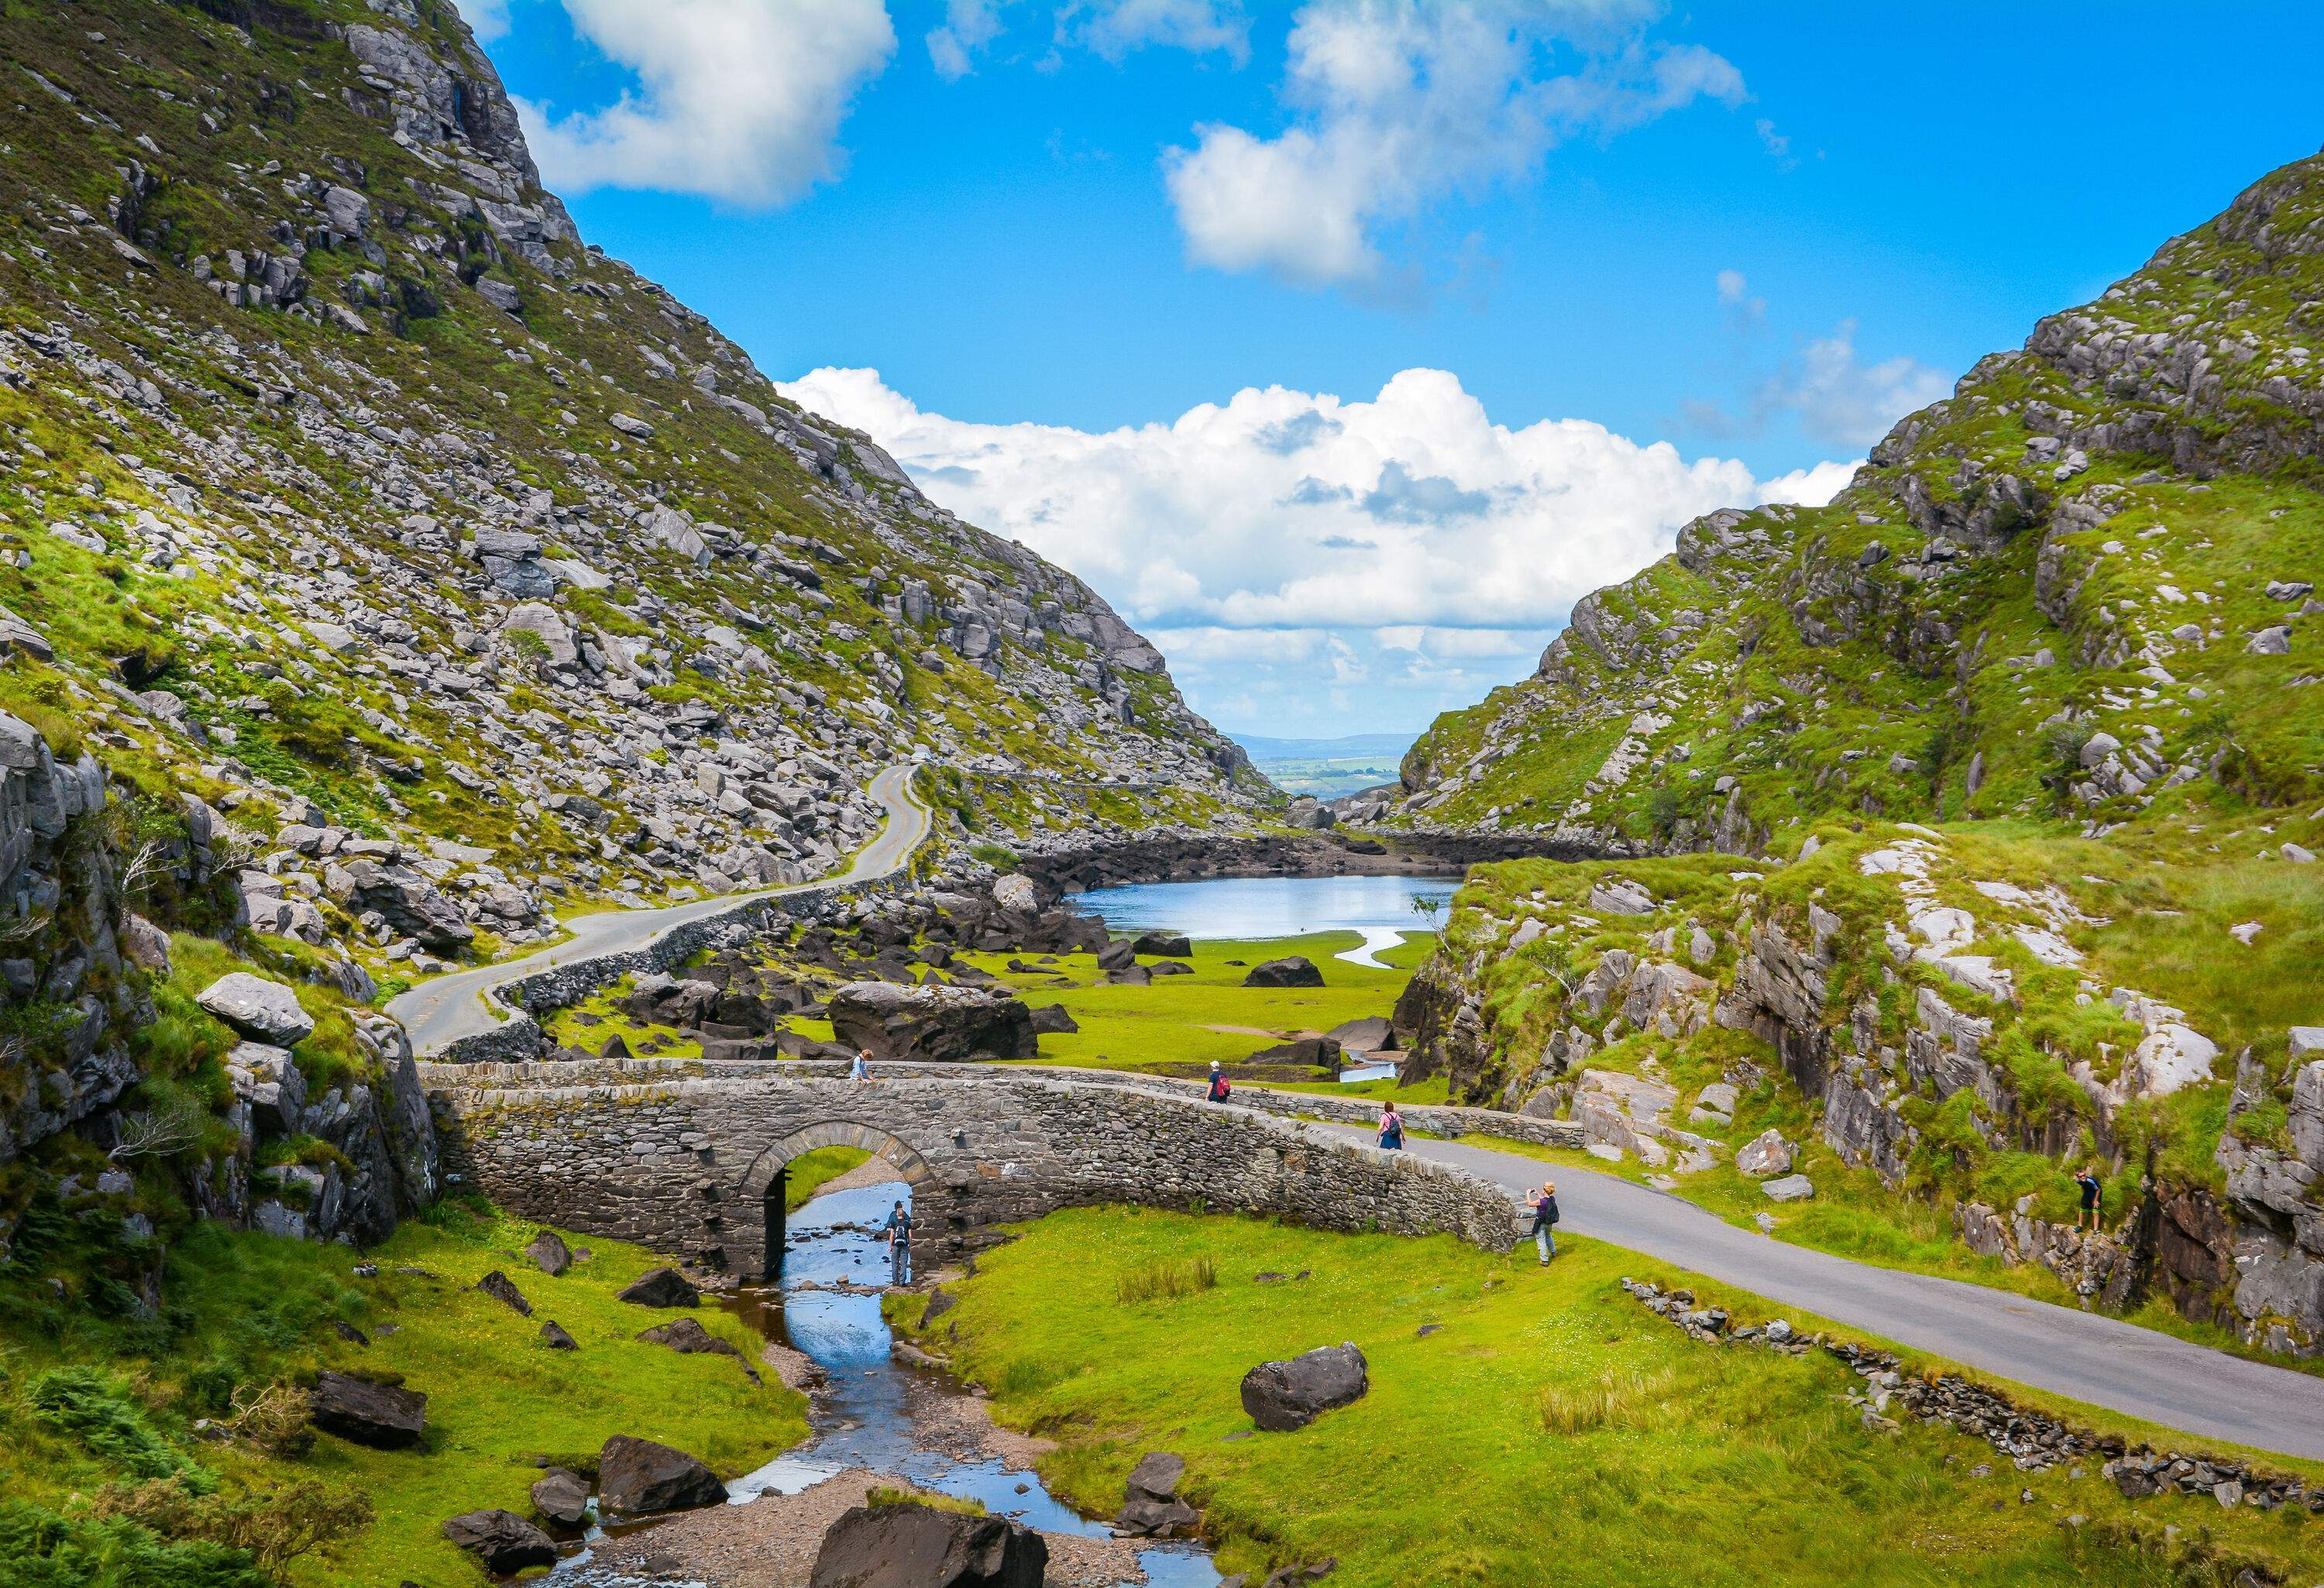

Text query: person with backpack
(1377, 1104), (1404, 1151)
(882, 1199), (913, 1285)
(1531, 1180), (1559, 1263)
(1205, 1060), (1232, 1103)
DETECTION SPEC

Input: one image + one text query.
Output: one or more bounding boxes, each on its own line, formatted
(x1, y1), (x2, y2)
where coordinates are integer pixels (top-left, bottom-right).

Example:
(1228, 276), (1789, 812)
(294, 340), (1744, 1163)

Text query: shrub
(97, 1475), (370, 1576)
(0, 1500), (268, 1588)
(26, 1368), (213, 1488)
(1115, 1256), (1216, 1304)
(968, 841), (1019, 871)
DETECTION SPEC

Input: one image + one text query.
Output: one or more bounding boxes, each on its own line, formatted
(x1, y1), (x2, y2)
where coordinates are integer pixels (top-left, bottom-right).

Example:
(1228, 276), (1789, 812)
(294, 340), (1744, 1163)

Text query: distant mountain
(1236, 732), (1417, 761)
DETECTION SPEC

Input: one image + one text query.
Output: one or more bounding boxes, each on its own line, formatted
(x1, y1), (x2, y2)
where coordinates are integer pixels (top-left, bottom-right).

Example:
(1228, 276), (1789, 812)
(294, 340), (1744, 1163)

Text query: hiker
(2074, 1164), (2102, 1232)
(1205, 1060), (1232, 1103)
(850, 1047), (871, 1084)
(1531, 1181), (1559, 1263)
(1377, 1103), (1404, 1151)
(882, 1199), (913, 1284)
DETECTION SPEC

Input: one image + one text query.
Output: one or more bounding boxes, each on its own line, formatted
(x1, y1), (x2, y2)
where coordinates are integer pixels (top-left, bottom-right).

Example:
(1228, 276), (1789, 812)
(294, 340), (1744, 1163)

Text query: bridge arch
(737, 1119), (941, 1278)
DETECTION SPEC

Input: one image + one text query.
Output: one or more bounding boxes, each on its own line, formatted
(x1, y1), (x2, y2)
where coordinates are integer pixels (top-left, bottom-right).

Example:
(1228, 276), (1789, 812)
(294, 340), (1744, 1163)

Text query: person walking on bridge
(1377, 1103), (1404, 1152)
(882, 1198), (913, 1285)
(851, 1047), (871, 1084)
(1205, 1060), (1232, 1103)
(1530, 1181), (1559, 1264)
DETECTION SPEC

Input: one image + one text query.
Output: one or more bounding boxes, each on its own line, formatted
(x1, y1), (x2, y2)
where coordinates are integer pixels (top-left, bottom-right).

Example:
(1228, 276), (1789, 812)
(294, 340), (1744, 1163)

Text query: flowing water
(556, 1179), (1219, 1586)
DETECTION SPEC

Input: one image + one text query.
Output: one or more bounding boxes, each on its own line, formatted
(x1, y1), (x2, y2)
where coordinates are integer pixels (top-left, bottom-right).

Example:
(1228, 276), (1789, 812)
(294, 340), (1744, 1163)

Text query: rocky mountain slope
(1384, 150), (2324, 1357)
(0, 0), (1265, 1267)
(0, 0), (1258, 974)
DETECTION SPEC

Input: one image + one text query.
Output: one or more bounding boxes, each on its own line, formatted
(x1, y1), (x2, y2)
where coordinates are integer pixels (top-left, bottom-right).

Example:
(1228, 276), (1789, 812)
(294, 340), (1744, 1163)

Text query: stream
(556, 1178), (1220, 1586)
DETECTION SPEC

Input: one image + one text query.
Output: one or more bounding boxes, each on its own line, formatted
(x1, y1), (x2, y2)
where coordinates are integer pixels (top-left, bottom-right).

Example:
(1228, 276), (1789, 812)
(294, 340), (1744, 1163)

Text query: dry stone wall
(425, 1063), (1522, 1275)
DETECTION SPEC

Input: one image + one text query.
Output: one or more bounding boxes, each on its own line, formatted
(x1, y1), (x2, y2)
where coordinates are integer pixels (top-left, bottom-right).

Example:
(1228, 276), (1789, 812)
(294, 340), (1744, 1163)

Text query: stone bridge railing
(424, 1060), (1524, 1276)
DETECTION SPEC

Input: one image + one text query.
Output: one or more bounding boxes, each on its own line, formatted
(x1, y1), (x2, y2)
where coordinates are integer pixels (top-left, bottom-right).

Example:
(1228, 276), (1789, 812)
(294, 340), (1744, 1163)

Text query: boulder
(309, 1370), (426, 1448)
(1106, 964), (1152, 987)
(991, 873), (1038, 913)
(1243, 957), (1324, 988)
(1030, 1005), (1079, 1035)
(1761, 1173), (1816, 1203)
(1735, 1129), (1793, 1178)
(531, 1467), (591, 1533)
(638, 1316), (757, 1380)
(1239, 1342), (1368, 1432)
(1248, 1036), (1342, 1070)
(441, 1509), (557, 1574)
(810, 1500), (1048, 1588)
(1588, 878), (1659, 916)
(596, 1434), (728, 1515)
(473, 1269), (532, 1316)
(617, 1267), (700, 1308)
(1096, 939), (1137, 971)
(539, 1320), (579, 1350)
(195, 972), (314, 1045)
(1325, 1016), (1394, 1053)
(225, 1041), (306, 1136)
(827, 981), (1038, 1062)
(327, 858), (473, 953)
(1116, 1450), (1198, 1538)
(1133, 933), (1192, 957)
(527, 1229), (573, 1277)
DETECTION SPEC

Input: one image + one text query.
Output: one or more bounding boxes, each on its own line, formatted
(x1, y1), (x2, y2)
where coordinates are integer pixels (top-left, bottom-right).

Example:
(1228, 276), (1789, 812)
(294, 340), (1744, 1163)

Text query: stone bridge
(421, 1058), (1522, 1277)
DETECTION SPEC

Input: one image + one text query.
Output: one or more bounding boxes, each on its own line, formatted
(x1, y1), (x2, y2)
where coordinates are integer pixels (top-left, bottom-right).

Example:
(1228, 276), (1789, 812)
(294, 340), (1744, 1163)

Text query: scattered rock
(473, 1270), (532, 1315)
(1240, 1343), (1368, 1432)
(1761, 1173), (1817, 1203)
(539, 1320), (579, 1350)
(810, 1499), (1048, 1588)
(1133, 933), (1191, 957)
(1116, 1451), (1198, 1538)
(1243, 957), (1324, 988)
(638, 1316), (760, 1381)
(531, 1467), (591, 1533)
(527, 1229), (573, 1277)
(827, 981), (1038, 1062)
(441, 1509), (557, 1574)
(617, 1267), (700, 1308)
(1735, 1129), (1795, 1179)
(1029, 1004), (1078, 1035)
(596, 1434), (728, 1515)
(195, 972), (315, 1045)
(309, 1371), (425, 1448)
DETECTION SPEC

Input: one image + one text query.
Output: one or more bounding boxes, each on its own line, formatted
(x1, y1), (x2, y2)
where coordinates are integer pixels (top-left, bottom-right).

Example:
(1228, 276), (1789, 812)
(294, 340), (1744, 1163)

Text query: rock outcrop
(827, 981), (1039, 1062)
(1240, 1343), (1370, 1432)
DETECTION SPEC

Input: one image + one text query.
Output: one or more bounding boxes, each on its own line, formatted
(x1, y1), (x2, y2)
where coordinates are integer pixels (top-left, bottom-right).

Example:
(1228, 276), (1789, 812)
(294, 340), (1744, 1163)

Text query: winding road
(388, 763), (930, 1055)
(1314, 1121), (2324, 1461)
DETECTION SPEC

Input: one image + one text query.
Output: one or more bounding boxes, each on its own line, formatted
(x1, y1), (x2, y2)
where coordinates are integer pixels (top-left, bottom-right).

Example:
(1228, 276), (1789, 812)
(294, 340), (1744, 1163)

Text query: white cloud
(518, 0), (896, 206)
(462, 0), (514, 40)
(1162, 1), (1745, 287)
(1057, 0), (1250, 63)
(927, 0), (1009, 79)
(779, 365), (1856, 730)
(1755, 320), (1953, 449)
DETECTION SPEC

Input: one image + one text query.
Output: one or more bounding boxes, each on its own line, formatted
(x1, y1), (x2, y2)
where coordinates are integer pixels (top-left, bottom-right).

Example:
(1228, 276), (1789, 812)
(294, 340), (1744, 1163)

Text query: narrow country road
(388, 764), (930, 1055)
(1313, 1122), (2324, 1461)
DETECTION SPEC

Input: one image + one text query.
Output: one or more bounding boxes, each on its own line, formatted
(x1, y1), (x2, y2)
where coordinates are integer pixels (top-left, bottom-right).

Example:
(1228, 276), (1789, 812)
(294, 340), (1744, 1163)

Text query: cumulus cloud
(1752, 321), (1953, 449)
(462, 0), (514, 40)
(1162, 1), (1746, 287)
(1056, 0), (1251, 63)
(927, 0), (1011, 79)
(518, 0), (896, 206)
(778, 364), (1854, 730)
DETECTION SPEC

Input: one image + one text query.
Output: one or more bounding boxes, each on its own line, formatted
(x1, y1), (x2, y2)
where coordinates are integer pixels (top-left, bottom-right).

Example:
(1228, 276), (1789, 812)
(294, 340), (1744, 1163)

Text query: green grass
(0, 1201), (805, 1586)
(904, 1207), (2324, 1587)
(783, 1146), (873, 1212)
(956, 932), (1421, 1078)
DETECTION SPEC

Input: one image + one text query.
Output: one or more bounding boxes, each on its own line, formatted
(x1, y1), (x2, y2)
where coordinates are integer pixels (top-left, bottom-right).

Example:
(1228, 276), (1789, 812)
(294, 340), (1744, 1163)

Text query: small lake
(1067, 873), (1457, 969)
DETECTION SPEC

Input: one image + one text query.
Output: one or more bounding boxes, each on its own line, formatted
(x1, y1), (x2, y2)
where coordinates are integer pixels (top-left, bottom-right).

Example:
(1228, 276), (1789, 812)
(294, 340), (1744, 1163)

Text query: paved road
(388, 763), (930, 1055)
(1313, 1122), (2324, 1460)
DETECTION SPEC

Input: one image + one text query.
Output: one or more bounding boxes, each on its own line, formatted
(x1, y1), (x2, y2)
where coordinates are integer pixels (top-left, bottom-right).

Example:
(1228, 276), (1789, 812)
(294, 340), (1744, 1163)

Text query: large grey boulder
(441, 1509), (556, 1573)
(1133, 932), (1192, 957)
(1116, 1450), (1198, 1538)
(810, 1499), (1048, 1588)
(309, 1370), (426, 1448)
(1240, 1342), (1368, 1432)
(225, 1042), (306, 1136)
(1761, 1173), (1816, 1203)
(617, 1267), (700, 1308)
(1588, 878), (1659, 916)
(527, 1229), (573, 1276)
(326, 858), (473, 953)
(596, 1434), (727, 1515)
(196, 973), (314, 1045)
(530, 1467), (590, 1533)
(1735, 1129), (1794, 1178)
(827, 981), (1038, 1062)
(1243, 957), (1324, 988)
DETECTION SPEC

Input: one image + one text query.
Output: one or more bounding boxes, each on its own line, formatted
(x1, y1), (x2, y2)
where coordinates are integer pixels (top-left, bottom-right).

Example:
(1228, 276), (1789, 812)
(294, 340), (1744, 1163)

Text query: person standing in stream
(882, 1199), (913, 1284)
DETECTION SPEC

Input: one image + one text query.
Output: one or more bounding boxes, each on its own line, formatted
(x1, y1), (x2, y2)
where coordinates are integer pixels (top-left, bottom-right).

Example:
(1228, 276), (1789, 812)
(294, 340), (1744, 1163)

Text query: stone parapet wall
(427, 1067), (1522, 1275)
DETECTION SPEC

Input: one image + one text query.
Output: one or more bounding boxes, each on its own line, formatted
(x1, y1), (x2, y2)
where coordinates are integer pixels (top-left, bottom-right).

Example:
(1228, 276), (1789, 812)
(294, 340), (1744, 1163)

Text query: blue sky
(469, 0), (2324, 741)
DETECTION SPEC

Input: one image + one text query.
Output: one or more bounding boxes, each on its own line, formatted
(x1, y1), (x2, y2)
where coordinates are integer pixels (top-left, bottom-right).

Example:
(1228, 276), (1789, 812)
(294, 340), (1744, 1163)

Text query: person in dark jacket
(882, 1200), (913, 1284)
(2074, 1165), (2102, 1232)
(1531, 1181), (1559, 1263)
(1206, 1060), (1231, 1102)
